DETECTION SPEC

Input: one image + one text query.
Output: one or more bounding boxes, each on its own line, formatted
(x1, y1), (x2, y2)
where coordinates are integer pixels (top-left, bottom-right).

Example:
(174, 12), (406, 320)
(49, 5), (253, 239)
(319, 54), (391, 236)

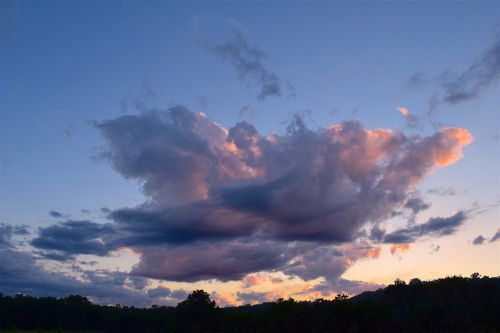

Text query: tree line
(1, 274), (499, 332)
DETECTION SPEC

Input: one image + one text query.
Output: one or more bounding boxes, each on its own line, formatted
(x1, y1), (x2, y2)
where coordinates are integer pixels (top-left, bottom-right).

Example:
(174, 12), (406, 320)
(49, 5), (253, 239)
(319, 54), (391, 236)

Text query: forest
(1, 274), (499, 333)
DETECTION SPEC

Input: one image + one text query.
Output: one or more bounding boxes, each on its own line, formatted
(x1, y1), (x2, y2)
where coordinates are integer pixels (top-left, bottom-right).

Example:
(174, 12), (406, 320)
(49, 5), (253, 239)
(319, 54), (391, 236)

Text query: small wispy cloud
(474, 230), (500, 245)
(472, 235), (485, 245)
(409, 36), (500, 114)
(491, 230), (500, 243)
(397, 107), (410, 117)
(204, 27), (295, 100)
(239, 104), (256, 119)
(396, 106), (420, 128)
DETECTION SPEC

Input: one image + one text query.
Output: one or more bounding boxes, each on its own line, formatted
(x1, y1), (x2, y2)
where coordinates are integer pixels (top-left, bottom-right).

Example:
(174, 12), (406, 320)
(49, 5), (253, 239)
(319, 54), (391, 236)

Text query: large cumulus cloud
(30, 106), (472, 285)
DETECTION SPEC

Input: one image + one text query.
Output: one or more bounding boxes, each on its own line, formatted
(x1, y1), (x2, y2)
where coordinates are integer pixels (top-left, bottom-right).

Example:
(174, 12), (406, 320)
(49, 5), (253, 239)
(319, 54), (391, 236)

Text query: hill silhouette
(1, 274), (499, 332)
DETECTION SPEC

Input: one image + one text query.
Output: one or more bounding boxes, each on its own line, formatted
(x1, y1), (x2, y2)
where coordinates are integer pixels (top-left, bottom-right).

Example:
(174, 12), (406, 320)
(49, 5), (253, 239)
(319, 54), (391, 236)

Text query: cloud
(32, 107), (472, 283)
(411, 36), (500, 112)
(131, 239), (300, 282)
(383, 211), (468, 244)
(283, 246), (349, 283)
(429, 244), (440, 253)
(31, 220), (115, 257)
(282, 243), (381, 284)
(242, 274), (267, 288)
(210, 292), (235, 307)
(240, 273), (284, 288)
(0, 223), (29, 249)
(404, 195), (431, 214)
(390, 243), (411, 255)
(49, 210), (64, 218)
(475, 230), (500, 245)
(397, 107), (410, 117)
(332, 279), (385, 295)
(204, 27), (295, 100)
(98, 108), (470, 281)
(239, 105), (256, 119)
(407, 72), (428, 88)
(64, 126), (75, 138)
(146, 286), (188, 303)
(296, 278), (385, 298)
(236, 291), (275, 304)
(473, 235), (486, 245)
(0, 248), (159, 306)
(490, 230), (500, 243)
(397, 107), (420, 128)
(427, 187), (457, 196)
(440, 36), (500, 104)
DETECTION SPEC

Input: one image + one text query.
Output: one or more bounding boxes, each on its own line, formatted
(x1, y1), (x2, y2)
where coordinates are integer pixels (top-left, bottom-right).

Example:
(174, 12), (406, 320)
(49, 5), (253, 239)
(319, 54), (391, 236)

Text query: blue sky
(0, 1), (499, 306)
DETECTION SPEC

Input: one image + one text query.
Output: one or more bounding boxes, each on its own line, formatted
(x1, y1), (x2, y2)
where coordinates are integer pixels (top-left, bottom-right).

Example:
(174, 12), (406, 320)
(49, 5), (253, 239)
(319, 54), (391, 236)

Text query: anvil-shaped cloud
(32, 106), (472, 285)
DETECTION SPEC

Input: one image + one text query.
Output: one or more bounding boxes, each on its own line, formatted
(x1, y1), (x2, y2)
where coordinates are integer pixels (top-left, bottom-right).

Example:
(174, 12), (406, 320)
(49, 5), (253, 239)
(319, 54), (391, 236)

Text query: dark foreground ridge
(1, 274), (499, 333)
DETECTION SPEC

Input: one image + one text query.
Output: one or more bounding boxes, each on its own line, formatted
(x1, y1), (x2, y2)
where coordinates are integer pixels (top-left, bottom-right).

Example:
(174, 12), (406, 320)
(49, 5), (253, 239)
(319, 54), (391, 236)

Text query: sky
(0, 0), (499, 307)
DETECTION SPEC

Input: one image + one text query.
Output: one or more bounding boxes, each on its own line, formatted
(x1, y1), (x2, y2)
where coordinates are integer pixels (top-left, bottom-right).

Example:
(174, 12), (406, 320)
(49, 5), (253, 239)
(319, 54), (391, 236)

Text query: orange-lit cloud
(434, 128), (473, 167)
(390, 244), (411, 255)
(364, 246), (382, 259)
(212, 292), (237, 307)
(242, 274), (266, 287)
(397, 107), (410, 117)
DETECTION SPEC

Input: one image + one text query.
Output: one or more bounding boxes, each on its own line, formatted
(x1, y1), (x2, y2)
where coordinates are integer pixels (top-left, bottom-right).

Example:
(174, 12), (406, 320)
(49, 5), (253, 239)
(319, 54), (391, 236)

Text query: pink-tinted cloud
(32, 107), (472, 284)
(397, 107), (410, 117)
(390, 244), (411, 255)
(241, 273), (279, 288)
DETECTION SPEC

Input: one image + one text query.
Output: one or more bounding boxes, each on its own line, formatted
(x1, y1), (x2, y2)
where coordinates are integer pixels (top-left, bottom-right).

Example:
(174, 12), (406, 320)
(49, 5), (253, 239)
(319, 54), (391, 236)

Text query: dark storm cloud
(383, 211), (468, 244)
(490, 230), (500, 243)
(131, 240), (303, 282)
(472, 235), (485, 245)
(31, 220), (115, 257)
(109, 204), (264, 246)
(0, 223), (29, 248)
(204, 27), (295, 100)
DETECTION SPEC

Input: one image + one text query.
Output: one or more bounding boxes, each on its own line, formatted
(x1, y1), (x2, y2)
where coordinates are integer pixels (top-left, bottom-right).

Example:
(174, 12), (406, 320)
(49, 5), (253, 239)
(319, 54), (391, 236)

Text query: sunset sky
(1, 0), (499, 307)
